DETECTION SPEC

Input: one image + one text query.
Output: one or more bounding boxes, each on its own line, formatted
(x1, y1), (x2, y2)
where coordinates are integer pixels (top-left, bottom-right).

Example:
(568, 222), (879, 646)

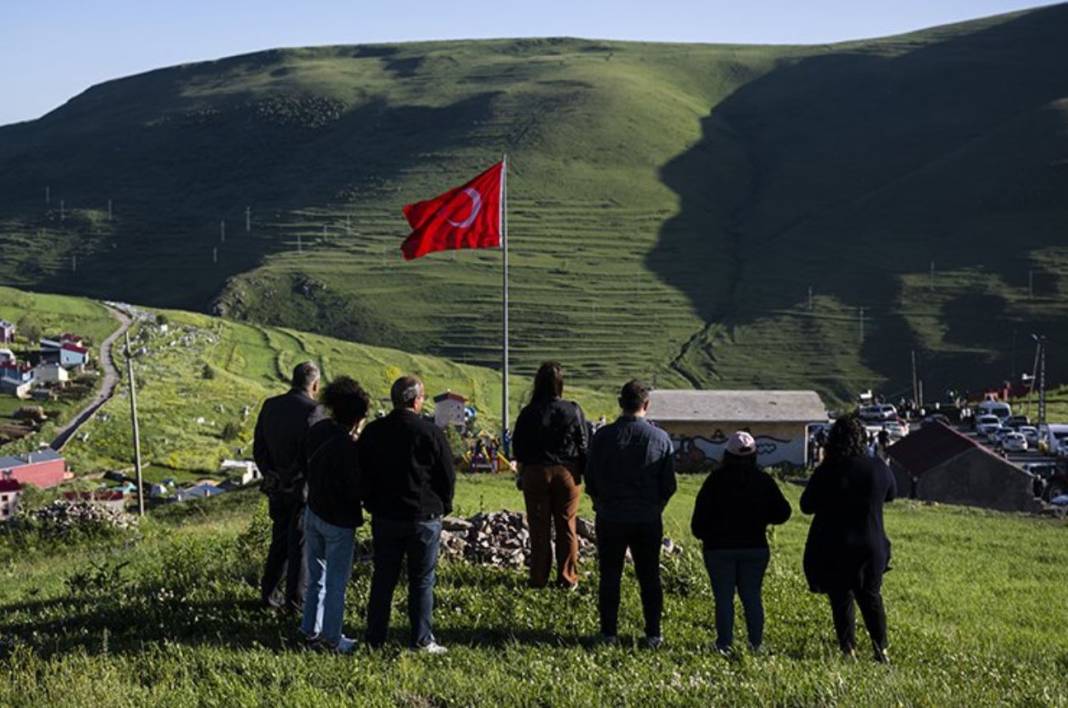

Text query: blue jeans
(300, 509), (356, 645)
(365, 516), (442, 648)
(704, 547), (771, 649)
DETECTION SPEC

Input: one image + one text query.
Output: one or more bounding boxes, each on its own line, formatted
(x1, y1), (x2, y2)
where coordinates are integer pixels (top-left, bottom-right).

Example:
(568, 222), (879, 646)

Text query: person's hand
(514, 462), (523, 490)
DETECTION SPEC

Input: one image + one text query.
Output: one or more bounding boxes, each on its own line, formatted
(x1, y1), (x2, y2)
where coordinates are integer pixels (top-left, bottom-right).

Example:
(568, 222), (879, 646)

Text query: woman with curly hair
(801, 414), (896, 662)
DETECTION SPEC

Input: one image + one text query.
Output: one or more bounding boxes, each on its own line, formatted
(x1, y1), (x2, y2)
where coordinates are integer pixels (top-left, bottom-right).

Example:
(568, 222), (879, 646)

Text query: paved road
(50, 305), (134, 451)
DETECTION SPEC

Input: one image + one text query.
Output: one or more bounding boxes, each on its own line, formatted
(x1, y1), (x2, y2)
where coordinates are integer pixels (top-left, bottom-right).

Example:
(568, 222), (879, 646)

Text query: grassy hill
(1, 6), (1067, 403)
(0, 287), (613, 479)
(1, 477), (1066, 704)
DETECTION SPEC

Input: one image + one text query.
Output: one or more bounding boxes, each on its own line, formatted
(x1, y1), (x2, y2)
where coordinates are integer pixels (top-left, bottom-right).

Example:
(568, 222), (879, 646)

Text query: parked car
(883, 421), (908, 440)
(1019, 426), (1040, 446)
(1006, 415), (1030, 429)
(1002, 432), (1028, 453)
(922, 414), (951, 428)
(859, 404), (898, 422)
(975, 415), (1001, 439)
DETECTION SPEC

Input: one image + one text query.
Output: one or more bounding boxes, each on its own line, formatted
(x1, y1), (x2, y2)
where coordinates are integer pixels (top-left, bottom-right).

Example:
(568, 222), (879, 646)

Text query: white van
(976, 400), (1012, 422)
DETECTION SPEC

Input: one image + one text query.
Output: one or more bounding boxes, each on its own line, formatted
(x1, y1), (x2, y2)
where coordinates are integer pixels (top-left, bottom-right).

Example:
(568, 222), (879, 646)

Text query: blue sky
(0, 0), (1056, 125)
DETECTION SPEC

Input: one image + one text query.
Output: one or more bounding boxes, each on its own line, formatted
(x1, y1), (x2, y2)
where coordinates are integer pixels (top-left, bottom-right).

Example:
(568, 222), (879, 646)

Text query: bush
(220, 421), (241, 441)
(201, 363), (215, 380)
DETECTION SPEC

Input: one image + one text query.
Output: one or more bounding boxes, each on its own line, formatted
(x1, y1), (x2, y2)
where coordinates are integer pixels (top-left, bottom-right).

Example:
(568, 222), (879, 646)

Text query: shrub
(201, 363), (215, 380)
(220, 421), (241, 441)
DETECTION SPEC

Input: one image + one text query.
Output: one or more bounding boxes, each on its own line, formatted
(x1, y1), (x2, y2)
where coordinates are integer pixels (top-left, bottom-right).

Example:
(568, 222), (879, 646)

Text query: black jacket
(512, 398), (589, 476)
(801, 454), (896, 593)
(691, 461), (792, 549)
(358, 409), (456, 520)
(253, 389), (321, 498)
(305, 419), (363, 529)
(586, 416), (676, 523)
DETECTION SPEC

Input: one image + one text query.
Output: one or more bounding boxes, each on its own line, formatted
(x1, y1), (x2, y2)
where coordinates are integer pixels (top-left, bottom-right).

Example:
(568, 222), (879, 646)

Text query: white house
(0, 321), (14, 344)
(0, 477), (21, 521)
(433, 391), (468, 429)
(59, 342), (90, 368)
(648, 389), (827, 469)
(219, 459), (261, 486)
(33, 362), (69, 384)
(0, 348), (14, 364)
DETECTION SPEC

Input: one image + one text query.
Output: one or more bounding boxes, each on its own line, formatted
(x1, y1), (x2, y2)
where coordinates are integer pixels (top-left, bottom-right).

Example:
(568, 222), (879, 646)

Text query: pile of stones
(20, 501), (139, 536)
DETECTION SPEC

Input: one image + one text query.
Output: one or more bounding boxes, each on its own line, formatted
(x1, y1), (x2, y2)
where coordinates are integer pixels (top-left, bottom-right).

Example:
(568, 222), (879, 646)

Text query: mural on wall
(671, 429), (806, 470)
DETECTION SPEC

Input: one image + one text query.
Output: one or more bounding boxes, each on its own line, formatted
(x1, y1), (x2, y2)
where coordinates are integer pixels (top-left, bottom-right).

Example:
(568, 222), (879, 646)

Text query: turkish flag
(401, 161), (504, 260)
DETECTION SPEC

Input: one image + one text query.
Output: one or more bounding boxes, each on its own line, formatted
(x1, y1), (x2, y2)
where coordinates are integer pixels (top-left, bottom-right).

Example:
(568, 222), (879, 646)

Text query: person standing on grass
(254, 361), (322, 612)
(359, 375), (455, 654)
(690, 431), (791, 654)
(802, 415), (896, 663)
(300, 376), (371, 654)
(512, 361), (589, 589)
(586, 379), (676, 648)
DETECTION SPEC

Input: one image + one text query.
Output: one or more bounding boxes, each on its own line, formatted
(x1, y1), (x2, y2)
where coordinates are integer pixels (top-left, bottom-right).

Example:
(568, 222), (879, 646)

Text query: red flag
(401, 161), (504, 260)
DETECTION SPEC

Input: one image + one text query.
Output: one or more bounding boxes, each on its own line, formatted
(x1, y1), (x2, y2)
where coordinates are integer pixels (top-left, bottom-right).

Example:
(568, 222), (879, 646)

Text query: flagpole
(501, 155), (510, 457)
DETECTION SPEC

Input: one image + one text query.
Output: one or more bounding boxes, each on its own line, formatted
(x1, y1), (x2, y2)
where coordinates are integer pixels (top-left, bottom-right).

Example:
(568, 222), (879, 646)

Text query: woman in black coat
(801, 415), (896, 662)
(691, 431), (792, 653)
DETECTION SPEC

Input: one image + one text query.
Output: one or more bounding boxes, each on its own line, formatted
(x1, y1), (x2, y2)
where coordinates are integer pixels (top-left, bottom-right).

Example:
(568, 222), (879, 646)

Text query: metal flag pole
(501, 155), (510, 457)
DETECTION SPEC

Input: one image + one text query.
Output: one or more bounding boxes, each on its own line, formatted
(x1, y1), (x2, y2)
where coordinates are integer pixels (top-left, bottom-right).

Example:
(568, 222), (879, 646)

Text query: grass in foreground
(1, 476), (1066, 705)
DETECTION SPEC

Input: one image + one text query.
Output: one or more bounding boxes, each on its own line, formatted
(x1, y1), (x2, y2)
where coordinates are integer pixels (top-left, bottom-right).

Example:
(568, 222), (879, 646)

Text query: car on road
(1002, 432), (1028, 453)
(883, 421), (908, 439)
(975, 415), (1001, 439)
(1006, 415), (1030, 429)
(1019, 426), (1039, 446)
(859, 404), (898, 422)
(976, 400), (1012, 423)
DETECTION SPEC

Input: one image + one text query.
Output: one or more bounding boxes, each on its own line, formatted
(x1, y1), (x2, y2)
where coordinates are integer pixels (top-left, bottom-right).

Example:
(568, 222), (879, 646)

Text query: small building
(0, 321), (14, 344)
(886, 421), (1040, 513)
(174, 483), (226, 503)
(433, 391), (468, 429)
(60, 342), (90, 369)
(33, 362), (69, 385)
(0, 449), (69, 489)
(0, 348), (14, 364)
(647, 389), (827, 469)
(0, 477), (22, 521)
(219, 459), (261, 486)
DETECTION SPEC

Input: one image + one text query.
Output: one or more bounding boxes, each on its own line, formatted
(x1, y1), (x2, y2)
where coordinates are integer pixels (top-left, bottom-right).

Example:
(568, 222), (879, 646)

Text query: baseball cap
(726, 431), (756, 456)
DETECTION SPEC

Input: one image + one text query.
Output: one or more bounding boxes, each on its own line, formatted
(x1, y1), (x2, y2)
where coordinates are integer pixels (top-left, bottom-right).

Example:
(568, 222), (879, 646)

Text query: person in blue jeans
(359, 376), (456, 653)
(691, 431), (792, 653)
(300, 376), (371, 654)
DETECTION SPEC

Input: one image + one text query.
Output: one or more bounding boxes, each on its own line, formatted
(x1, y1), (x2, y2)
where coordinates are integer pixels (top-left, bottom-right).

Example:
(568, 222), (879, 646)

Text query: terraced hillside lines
(2, 8), (1068, 403)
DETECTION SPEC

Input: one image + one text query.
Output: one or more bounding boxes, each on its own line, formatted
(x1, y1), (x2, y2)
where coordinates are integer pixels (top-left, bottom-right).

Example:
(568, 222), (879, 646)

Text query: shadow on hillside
(648, 3), (1068, 396)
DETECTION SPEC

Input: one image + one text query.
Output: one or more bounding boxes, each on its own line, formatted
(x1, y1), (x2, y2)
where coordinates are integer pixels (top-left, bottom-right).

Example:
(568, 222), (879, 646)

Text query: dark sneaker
(598, 635), (619, 647)
(642, 635), (664, 650)
(873, 646), (890, 664)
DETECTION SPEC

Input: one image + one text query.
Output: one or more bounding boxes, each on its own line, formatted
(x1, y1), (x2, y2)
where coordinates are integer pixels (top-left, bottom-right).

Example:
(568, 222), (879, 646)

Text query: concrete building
(33, 362), (69, 385)
(219, 459), (261, 486)
(647, 390), (827, 469)
(433, 391), (468, 429)
(887, 421), (1040, 513)
(0, 449), (69, 489)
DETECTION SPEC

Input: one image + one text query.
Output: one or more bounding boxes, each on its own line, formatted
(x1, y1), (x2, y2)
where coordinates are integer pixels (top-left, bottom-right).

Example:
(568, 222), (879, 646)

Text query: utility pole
(1011, 329), (1017, 381)
(346, 215), (351, 234)
(245, 206), (251, 233)
(858, 307), (865, 342)
(60, 200), (66, 221)
(1028, 269), (1034, 299)
(71, 254), (77, 274)
(808, 285), (813, 312)
(911, 349), (919, 405)
(45, 186), (50, 205)
(107, 199), (113, 221)
(124, 331), (145, 517)
(1037, 335), (1047, 432)
(929, 261), (935, 292)
(212, 247), (218, 264)
(220, 220), (226, 243)
(918, 380), (925, 409)
(297, 234), (303, 253)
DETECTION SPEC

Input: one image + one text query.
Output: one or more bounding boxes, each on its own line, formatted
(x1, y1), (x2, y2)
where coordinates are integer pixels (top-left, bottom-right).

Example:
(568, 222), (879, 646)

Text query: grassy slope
(1, 7), (1067, 405)
(1, 477), (1066, 705)
(21, 292), (614, 479)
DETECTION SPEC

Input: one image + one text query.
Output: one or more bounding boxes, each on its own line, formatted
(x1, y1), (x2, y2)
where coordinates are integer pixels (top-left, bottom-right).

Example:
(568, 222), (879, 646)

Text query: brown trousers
(522, 464), (582, 588)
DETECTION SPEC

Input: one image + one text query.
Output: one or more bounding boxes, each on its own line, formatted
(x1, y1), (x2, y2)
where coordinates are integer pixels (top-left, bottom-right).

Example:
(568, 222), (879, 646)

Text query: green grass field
(1, 476), (1066, 705)
(1, 6), (1066, 404)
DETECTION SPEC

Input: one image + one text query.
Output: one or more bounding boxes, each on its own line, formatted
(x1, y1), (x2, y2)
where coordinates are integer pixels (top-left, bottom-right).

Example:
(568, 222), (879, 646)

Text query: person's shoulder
(645, 420), (672, 444)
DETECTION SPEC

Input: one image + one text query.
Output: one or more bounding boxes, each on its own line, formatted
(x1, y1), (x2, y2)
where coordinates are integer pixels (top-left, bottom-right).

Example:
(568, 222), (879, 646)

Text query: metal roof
(648, 390), (827, 423)
(0, 449), (64, 469)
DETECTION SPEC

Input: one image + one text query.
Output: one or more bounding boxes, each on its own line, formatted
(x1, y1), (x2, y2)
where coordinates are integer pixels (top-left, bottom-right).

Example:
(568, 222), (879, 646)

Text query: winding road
(50, 305), (133, 451)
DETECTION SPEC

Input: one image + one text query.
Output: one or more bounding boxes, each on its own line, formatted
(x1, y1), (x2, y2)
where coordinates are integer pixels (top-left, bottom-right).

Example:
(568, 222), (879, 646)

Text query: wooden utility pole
(808, 285), (813, 312)
(911, 350), (919, 405)
(220, 220), (226, 243)
(858, 307), (865, 342)
(124, 331), (145, 517)
(1028, 270), (1034, 299)
(60, 200), (66, 221)
(45, 186), (50, 205)
(297, 234), (303, 253)
(107, 199), (113, 221)
(929, 261), (935, 291)
(245, 206), (251, 233)
(212, 247), (218, 264)
(71, 254), (77, 274)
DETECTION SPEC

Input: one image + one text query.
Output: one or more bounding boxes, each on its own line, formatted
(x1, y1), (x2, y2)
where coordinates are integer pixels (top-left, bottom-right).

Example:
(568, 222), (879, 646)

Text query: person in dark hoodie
(801, 415), (896, 663)
(299, 376), (370, 654)
(691, 431), (791, 654)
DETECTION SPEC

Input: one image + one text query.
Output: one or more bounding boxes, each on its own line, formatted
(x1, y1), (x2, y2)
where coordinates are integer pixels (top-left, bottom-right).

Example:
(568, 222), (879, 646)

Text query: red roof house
(0, 449), (68, 489)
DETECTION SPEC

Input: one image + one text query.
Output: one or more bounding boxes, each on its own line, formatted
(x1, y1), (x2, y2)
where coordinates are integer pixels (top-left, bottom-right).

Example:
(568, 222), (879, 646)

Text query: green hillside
(1, 6), (1067, 402)
(2, 478), (1066, 704)
(0, 287), (612, 478)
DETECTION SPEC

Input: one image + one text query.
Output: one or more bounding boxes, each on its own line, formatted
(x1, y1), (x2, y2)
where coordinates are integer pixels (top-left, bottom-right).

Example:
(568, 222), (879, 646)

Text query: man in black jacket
(586, 379), (676, 648)
(253, 361), (322, 612)
(359, 375), (455, 653)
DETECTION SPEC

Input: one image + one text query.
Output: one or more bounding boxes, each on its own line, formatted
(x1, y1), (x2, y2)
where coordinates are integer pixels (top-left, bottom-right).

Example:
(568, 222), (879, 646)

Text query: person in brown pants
(512, 362), (589, 589)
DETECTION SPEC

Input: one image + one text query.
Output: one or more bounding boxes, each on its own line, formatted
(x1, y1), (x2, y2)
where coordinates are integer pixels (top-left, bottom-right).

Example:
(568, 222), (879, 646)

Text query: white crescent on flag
(445, 188), (482, 228)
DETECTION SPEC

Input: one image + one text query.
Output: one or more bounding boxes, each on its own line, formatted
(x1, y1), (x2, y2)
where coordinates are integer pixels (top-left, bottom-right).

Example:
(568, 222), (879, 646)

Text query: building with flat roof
(647, 390), (826, 469)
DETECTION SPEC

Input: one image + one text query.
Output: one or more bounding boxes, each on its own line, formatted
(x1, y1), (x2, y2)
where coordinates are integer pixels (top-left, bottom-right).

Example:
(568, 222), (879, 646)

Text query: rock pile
(20, 501), (139, 536)
(438, 511), (681, 570)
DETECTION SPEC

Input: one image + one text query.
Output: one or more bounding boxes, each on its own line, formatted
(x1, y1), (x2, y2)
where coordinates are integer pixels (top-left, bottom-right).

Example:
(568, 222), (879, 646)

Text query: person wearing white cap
(691, 430), (792, 654)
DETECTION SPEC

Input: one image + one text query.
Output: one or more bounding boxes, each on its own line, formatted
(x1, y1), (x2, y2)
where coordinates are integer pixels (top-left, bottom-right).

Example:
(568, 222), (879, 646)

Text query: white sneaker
(416, 640), (448, 655)
(313, 635), (356, 654)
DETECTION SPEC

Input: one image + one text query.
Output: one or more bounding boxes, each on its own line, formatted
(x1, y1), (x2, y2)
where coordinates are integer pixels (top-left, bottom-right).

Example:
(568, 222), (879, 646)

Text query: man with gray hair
(254, 361), (322, 612)
(359, 375), (455, 653)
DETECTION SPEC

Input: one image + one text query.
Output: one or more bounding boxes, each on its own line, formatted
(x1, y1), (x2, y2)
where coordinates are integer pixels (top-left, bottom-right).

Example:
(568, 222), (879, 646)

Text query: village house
(0, 477), (22, 521)
(174, 483), (226, 503)
(40, 334), (90, 370)
(0, 348), (14, 364)
(647, 389), (827, 469)
(0, 320), (14, 344)
(433, 391), (467, 429)
(886, 421), (1040, 513)
(0, 449), (69, 489)
(218, 459), (261, 486)
(33, 361), (69, 385)
(0, 361), (35, 399)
